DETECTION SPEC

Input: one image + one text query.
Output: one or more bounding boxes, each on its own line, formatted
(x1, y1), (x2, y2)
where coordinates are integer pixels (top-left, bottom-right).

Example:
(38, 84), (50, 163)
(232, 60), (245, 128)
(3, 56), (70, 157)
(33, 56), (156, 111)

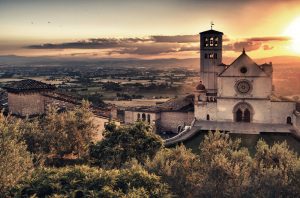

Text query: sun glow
(284, 17), (300, 54)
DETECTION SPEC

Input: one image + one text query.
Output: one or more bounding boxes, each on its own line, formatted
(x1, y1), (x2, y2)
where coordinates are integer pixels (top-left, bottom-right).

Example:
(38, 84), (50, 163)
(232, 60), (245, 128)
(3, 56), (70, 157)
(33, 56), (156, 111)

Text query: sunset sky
(1, 0), (300, 60)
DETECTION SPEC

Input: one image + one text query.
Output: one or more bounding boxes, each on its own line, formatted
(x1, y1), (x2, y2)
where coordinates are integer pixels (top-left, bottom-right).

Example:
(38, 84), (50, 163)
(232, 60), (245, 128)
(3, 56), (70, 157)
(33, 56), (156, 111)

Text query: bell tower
(199, 24), (223, 94)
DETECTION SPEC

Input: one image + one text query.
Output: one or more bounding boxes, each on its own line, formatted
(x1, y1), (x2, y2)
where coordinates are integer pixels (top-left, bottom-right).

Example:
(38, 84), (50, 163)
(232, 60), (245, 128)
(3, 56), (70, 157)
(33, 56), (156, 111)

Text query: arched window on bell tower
(209, 37), (214, 46)
(214, 37), (218, 46)
(205, 37), (209, 47)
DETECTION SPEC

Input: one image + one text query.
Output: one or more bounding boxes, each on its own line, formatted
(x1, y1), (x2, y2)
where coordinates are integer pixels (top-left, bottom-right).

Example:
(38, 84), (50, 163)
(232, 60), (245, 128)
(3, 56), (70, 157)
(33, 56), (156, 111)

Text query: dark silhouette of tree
(89, 122), (163, 168)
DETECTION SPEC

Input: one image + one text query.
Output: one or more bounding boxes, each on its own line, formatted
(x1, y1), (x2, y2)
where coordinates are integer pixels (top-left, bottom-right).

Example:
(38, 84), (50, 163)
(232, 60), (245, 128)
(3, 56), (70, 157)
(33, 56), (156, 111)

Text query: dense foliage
(0, 114), (33, 195)
(1, 106), (299, 198)
(12, 165), (171, 197)
(89, 122), (163, 168)
(145, 145), (201, 197)
(22, 101), (96, 159)
(146, 131), (300, 198)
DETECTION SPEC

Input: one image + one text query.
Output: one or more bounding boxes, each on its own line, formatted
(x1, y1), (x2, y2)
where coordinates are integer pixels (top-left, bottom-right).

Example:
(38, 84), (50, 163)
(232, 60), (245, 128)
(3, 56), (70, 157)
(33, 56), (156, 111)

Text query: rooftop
(200, 29), (223, 35)
(130, 94), (194, 112)
(3, 79), (55, 93)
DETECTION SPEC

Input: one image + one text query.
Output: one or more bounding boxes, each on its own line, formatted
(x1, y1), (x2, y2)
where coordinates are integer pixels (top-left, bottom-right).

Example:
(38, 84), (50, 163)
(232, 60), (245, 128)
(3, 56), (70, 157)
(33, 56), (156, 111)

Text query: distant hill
(0, 55), (299, 69)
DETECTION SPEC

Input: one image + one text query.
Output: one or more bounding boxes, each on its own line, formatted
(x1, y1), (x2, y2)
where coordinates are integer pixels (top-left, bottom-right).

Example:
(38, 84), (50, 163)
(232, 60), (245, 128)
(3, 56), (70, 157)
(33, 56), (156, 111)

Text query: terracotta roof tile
(4, 79), (55, 92)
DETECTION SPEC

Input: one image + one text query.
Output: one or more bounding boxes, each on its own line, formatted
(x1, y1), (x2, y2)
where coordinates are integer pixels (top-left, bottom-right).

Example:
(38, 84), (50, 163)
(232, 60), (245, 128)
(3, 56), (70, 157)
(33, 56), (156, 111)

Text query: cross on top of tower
(211, 21), (214, 30)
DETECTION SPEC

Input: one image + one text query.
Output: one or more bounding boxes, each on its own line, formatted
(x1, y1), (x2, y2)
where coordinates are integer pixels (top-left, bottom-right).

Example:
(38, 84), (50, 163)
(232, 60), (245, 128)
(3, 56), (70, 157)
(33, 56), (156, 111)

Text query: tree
(0, 113), (33, 195)
(13, 165), (171, 197)
(42, 101), (97, 158)
(89, 122), (163, 168)
(145, 145), (202, 198)
(20, 101), (97, 160)
(198, 131), (253, 197)
(250, 140), (300, 197)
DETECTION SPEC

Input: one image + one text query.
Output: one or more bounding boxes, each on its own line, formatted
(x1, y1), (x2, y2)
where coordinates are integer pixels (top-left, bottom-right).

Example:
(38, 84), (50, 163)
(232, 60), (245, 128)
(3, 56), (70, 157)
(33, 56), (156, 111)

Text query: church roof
(3, 79), (55, 93)
(219, 50), (267, 77)
(196, 82), (206, 91)
(200, 29), (223, 35)
(130, 95), (194, 113)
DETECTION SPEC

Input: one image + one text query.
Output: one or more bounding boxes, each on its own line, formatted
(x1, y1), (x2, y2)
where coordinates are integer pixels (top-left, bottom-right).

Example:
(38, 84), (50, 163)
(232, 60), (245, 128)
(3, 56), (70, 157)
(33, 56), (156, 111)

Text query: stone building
(4, 79), (56, 117)
(3, 79), (120, 140)
(164, 27), (300, 146)
(124, 95), (194, 133)
(124, 27), (299, 134)
(194, 28), (297, 126)
(147, 27), (299, 140)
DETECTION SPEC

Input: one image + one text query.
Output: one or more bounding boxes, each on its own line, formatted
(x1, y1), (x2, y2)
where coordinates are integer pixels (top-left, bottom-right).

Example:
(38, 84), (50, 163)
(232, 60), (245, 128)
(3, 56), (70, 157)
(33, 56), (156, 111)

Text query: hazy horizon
(1, 0), (300, 61)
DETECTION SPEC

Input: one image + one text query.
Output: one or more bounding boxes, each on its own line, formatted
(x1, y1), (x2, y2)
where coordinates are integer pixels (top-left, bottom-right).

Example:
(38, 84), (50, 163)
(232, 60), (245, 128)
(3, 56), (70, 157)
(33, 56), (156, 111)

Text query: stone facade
(194, 28), (297, 127)
(124, 111), (159, 125)
(124, 109), (194, 133)
(124, 95), (194, 133)
(8, 92), (46, 116)
(160, 111), (194, 132)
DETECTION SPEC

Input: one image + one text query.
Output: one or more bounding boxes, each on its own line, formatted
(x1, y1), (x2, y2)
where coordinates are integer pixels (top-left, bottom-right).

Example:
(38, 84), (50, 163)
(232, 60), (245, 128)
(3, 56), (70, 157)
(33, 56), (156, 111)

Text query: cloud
(116, 43), (180, 55)
(263, 45), (274, 50)
(246, 36), (290, 42)
(223, 41), (262, 52)
(25, 35), (288, 56)
(26, 35), (201, 55)
(151, 35), (198, 43)
(26, 35), (199, 50)
(178, 45), (199, 52)
(223, 36), (289, 52)
(27, 38), (125, 49)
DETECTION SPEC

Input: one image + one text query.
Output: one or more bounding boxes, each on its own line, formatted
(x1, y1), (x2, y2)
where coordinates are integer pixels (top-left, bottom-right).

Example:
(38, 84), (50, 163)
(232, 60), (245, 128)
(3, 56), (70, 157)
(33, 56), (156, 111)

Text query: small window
(147, 114), (151, 123)
(209, 53), (214, 59)
(287, 116), (292, 125)
(240, 67), (248, 74)
(209, 37), (214, 46)
(214, 37), (218, 46)
(137, 113), (141, 121)
(205, 54), (208, 59)
(142, 113), (146, 121)
(207, 114), (210, 120)
(205, 37), (209, 47)
(214, 53), (218, 59)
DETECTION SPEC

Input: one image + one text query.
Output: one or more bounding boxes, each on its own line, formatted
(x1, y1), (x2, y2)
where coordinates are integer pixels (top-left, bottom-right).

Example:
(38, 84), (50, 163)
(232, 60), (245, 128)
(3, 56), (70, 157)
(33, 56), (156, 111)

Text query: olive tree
(89, 122), (163, 168)
(0, 113), (33, 195)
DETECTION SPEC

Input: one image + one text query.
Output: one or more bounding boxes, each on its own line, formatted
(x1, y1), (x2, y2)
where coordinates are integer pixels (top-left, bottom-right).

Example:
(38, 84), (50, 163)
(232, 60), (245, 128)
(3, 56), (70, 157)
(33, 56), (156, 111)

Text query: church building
(194, 28), (296, 126)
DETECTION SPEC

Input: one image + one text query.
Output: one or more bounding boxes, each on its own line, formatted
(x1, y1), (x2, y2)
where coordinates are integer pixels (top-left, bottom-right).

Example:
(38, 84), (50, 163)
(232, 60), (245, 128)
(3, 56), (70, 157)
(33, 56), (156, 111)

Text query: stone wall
(160, 111), (194, 133)
(124, 111), (159, 124)
(195, 98), (295, 124)
(194, 102), (217, 121)
(124, 110), (194, 133)
(216, 99), (272, 123)
(271, 101), (295, 124)
(8, 92), (45, 116)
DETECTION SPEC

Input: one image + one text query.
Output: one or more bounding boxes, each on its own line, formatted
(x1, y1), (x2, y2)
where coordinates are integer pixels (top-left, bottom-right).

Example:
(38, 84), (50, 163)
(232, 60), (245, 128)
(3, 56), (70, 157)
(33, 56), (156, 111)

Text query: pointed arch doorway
(233, 102), (253, 123)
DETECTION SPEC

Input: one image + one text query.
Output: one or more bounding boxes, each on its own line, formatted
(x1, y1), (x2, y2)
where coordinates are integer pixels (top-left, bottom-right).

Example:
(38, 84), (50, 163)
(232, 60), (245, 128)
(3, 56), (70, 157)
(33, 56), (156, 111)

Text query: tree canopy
(89, 122), (163, 168)
(0, 113), (33, 195)
(21, 101), (97, 159)
(13, 165), (171, 198)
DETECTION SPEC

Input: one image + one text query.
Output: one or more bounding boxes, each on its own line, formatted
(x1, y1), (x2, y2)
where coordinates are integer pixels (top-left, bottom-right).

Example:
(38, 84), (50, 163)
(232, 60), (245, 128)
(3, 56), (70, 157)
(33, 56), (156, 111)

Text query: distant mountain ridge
(0, 55), (300, 68)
